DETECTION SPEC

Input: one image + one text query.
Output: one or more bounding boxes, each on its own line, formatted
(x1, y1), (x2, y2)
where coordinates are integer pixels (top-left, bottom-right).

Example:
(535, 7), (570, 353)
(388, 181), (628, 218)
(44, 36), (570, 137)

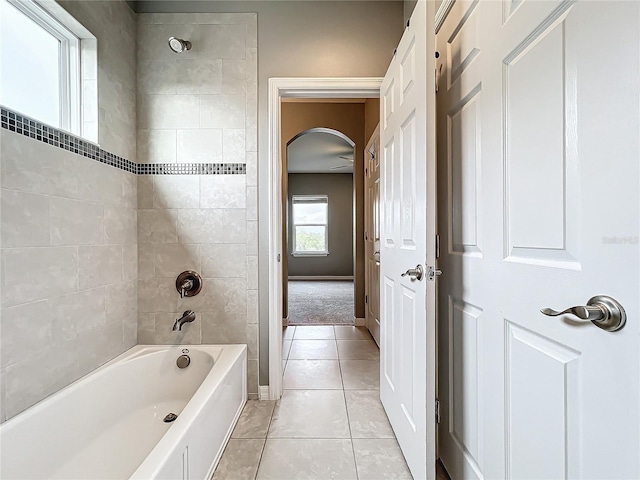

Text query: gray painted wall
(287, 174), (354, 278)
(136, 0), (404, 385)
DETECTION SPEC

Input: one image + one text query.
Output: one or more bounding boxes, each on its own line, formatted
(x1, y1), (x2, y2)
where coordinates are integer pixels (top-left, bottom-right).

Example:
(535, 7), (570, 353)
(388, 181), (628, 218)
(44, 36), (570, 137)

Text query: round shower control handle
(540, 295), (626, 332)
(176, 271), (203, 298)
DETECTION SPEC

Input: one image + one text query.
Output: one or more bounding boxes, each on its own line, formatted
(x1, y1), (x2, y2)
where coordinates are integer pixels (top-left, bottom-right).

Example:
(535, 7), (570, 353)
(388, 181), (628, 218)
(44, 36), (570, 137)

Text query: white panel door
(365, 125), (381, 346)
(436, 1), (640, 478)
(380, 1), (437, 478)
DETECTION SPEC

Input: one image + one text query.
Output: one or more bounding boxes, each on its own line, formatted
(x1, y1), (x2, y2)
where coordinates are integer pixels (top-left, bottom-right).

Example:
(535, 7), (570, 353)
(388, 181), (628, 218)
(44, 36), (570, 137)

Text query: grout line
(253, 400), (277, 480)
(336, 328), (360, 480)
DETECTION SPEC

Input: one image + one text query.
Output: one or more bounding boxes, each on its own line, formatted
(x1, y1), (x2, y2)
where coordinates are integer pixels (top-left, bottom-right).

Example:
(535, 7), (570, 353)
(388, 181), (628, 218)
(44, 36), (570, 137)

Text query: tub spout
(173, 310), (196, 331)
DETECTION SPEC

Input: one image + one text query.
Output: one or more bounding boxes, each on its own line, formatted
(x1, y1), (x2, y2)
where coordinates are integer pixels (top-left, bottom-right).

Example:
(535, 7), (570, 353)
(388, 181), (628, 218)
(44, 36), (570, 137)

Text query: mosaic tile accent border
(138, 163), (245, 175)
(0, 107), (246, 175)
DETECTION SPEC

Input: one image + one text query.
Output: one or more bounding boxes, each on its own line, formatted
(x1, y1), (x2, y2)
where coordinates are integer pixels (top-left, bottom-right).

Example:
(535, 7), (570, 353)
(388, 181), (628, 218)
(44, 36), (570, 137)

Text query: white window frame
(291, 195), (329, 256)
(2, 0), (81, 134)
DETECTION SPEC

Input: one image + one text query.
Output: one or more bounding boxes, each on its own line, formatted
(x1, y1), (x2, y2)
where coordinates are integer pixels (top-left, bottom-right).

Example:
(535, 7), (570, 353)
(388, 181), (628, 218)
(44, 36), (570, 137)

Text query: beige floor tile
(283, 360), (343, 389)
(256, 439), (357, 480)
(231, 400), (276, 439)
(283, 326), (296, 339)
(345, 390), (394, 438)
(293, 325), (336, 339)
(340, 360), (380, 389)
(268, 389), (350, 438)
(282, 359), (287, 374)
(337, 339), (380, 360)
(334, 325), (372, 340)
(212, 439), (265, 480)
(352, 438), (412, 479)
(289, 339), (338, 360)
(282, 339), (292, 359)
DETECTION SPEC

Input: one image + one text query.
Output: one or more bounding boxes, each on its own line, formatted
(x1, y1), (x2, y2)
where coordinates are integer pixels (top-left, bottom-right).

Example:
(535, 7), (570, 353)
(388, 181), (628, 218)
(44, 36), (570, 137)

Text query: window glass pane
(295, 226), (326, 252)
(0, 1), (60, 126)
(293, 202), (327, 224)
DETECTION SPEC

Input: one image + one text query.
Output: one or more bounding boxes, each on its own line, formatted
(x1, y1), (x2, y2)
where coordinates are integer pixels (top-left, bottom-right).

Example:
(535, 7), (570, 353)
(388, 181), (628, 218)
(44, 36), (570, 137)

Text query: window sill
(291, 252), (329, 257)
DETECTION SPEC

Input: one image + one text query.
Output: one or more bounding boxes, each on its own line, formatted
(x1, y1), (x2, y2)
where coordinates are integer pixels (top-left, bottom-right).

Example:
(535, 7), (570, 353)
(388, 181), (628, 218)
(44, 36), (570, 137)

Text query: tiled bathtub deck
(212, 325), (412, 480)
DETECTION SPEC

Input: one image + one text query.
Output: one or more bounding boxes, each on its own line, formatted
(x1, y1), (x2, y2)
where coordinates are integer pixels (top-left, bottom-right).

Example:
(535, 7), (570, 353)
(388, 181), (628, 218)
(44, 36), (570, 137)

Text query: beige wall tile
(1, 189), (51, 247)
(154, 175), (200, 209)
(200, 95), (245, 129)
(77, 323), (125, 376)
(106, 280), (137, 326)
(0, 301), (52, 367)
(222, 129), (246, 164)
(122, 244), (138, 281)
(138, 209), (178, 243)
(2, 247), (78, 307)
(50, 287), (107, 343)
(138, 94), (200, 130)
(200, 175), (246, 209)
(78, 245), (123, 290)
(122, 173), (137, 209)
(177, 129), (223, 164)
(175, 59), (223, 94)
(4, 340), (80, 419)
(247, 221), (258, 255)
(246, 186), (258, 220)
(137, 176), (154, 208)
(1, 131), (79, 199)
(247, 256), (259, 290)
(247, 290), (259, 324)
(138, 130), (177, 164)
(201, 312), (248, 344)
(138, 244), (155, 279)
(138, 313), (155, 344)
(211, 277), (247, 314)
(50, 197), (104, 246)
(246, 152), (257, 186)
(138, 278), (177, 313)
(137, 60), (177, 94)
(105, 205), (137, 245)
(178, 209), (246, 244)
(154, 243), (200, 278)
(223, 59), (246, 94)
(201, 244), (247, 278)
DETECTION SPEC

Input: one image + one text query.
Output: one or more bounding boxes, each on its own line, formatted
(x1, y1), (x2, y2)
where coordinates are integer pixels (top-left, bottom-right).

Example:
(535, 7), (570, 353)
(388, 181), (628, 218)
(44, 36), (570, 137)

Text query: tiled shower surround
(0, 6), (259, 422)
(136, 13), (259, 397)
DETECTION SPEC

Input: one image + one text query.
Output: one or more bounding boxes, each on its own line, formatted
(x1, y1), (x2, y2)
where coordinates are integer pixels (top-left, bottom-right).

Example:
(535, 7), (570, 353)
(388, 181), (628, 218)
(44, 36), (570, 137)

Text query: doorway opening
(284, 126), (357, 326)
(266, 78), (382, 399)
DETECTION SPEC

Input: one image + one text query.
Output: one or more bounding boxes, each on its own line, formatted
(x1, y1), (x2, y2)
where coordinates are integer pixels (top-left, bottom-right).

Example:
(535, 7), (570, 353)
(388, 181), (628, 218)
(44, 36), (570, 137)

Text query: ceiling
(287, 129), (355, 174)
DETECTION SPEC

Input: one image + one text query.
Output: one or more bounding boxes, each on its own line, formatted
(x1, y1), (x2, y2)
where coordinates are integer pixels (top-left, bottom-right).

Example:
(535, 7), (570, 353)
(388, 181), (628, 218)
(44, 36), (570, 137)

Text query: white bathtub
(0, 344), (247, 480)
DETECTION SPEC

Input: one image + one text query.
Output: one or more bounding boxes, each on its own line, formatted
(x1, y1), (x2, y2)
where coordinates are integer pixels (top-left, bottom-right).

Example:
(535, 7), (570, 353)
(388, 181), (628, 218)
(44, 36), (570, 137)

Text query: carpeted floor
(287, 280), (354, 325)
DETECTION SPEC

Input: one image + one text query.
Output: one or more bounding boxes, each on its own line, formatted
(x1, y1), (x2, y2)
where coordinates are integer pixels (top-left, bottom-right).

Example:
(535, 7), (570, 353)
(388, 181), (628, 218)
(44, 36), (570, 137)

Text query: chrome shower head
(168, 37), (191, 53)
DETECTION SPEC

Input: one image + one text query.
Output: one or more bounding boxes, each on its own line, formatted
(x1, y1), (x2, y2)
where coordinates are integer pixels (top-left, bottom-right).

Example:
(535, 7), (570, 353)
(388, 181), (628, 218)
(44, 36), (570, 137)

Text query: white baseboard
(288, 276), (354, 281)
(259, 385), (270, 400)
(355, 317), (366, 326)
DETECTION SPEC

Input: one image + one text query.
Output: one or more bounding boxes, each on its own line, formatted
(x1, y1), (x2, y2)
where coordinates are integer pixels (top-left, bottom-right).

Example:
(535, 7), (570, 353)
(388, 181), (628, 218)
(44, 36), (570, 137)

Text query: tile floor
(212, 325), (413, 480)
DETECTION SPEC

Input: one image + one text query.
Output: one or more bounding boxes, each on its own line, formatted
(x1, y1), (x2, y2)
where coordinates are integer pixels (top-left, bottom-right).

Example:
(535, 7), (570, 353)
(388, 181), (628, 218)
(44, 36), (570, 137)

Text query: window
(0, 0), (80, 132)
(292, 195), (329, 256)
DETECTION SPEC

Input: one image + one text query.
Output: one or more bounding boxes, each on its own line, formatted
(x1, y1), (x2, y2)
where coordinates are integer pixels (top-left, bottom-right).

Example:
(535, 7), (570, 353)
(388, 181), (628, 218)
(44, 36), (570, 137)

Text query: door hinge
(365, 294), (368, 304)
(365, 231), (368, 241)
(435, 399), (441, 424)
(435, 234), (440, 259)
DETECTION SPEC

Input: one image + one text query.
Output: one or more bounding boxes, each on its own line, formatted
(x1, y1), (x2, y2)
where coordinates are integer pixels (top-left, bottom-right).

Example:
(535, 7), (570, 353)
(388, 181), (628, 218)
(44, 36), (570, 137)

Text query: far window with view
(292, 195), (329, 256)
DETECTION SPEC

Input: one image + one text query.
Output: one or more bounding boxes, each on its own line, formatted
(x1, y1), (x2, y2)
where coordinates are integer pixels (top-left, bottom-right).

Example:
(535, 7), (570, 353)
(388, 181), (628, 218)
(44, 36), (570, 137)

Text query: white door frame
(267, 77), (383, 400)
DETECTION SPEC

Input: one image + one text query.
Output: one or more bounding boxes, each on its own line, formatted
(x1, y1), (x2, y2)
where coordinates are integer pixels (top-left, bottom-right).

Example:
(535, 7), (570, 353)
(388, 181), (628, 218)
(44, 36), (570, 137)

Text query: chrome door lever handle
(540, 295), (626, 332)
(401, 264), (423, 281)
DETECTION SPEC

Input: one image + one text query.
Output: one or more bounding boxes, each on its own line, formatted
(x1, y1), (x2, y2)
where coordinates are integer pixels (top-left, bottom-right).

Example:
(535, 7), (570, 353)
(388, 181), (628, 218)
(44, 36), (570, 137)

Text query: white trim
(288, 276), (354, 281)
(258, 385), (270, 400)
(435, 0), (455, 34)
(355, 317), (366, 327)
(268, 77), (382, 401)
